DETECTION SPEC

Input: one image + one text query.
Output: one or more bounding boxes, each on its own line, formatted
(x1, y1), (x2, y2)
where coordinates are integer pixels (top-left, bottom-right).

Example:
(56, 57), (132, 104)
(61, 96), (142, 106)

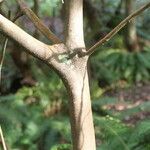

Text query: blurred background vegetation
(0, 0), (150, 149)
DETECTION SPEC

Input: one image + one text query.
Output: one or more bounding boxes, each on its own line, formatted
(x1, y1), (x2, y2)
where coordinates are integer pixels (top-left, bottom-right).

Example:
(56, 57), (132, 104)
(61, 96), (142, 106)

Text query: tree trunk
(124, 0), (140, 52)
(64, 0), (96, 149)
(63, 64), (96, 150)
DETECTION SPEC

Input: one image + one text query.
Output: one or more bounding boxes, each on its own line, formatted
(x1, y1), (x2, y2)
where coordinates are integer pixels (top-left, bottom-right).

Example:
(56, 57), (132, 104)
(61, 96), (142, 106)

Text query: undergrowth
(91, 46), (150, 86)
(1, 94), (150, 149)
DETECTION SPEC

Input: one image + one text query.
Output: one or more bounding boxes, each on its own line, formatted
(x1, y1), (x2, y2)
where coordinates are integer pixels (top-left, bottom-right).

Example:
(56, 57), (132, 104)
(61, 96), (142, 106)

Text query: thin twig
(0, 10), (23, 86)
(0, 126), (7, 150)
(81, 1), (150, 56)
(0, 38), (8, 86)
(16, 0), (62, 44)
(12, 10), (23, 22)
(0, 10), (11, 86)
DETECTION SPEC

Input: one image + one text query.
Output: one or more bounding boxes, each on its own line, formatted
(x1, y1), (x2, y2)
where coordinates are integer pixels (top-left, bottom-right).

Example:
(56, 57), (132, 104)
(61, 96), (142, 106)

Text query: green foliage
(92, 47), (150, 86)
(0, 61), (70, 150)
(128, 120), (150, 150)
(95, 116), (130, 150)
(92, 96), (150, 150)
(39, 0), (62, 16)
(1, 92), (150, 150)
(0, 95), (71, 150)
(1, 96), (150, 149)
(25, 60), (67, 104)
(51, 144), (72, 150)
(95, 116), (150, 150)
(137, 3), (150, 40)
(2, 0), (62, 16)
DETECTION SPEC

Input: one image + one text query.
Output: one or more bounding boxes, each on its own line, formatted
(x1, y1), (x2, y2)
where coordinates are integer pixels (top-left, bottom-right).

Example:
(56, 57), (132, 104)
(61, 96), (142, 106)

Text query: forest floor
(103, 83), (150, 125)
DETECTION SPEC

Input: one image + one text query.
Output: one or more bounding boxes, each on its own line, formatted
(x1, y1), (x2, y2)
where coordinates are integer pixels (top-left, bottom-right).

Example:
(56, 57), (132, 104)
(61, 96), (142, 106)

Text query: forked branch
(81, 1), (150, 56)
(16, 0), (62, 44)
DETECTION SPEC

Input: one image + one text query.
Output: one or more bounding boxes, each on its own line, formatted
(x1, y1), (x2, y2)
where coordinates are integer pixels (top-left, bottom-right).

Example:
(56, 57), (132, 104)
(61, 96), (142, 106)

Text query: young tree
(0, 0), (150, 149)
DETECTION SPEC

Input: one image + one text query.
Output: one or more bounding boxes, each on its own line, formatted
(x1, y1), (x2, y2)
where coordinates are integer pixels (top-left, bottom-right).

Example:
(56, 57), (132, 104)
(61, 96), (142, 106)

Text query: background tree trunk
(124, 0), (140, 52)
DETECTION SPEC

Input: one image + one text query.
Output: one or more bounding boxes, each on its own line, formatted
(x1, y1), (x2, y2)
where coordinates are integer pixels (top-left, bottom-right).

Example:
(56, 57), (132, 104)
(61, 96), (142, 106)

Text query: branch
(0, 38), (8, 86)
(0, 14), (53, 61)
(16, 0), (62, 44)
(33, 0), (39, 15)
(81, 1), (150, 56)
(65, 0), (85, 49)
(0, 126), (7, 150)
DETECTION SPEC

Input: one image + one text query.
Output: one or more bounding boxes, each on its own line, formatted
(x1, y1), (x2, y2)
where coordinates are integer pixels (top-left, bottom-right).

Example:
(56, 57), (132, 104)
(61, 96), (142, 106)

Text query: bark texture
(65, 68), (96, 150)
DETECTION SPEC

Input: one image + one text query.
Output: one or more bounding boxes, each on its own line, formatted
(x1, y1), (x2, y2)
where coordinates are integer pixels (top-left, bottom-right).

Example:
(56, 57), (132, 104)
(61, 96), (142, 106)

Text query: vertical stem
(66, 70), (96, 150)
(64, 1), (96, 149)
(124, 0), (140, 52)
(65, 0), (85, 49)
(0, 126), (7, 150)
(0, 38), (8, 86)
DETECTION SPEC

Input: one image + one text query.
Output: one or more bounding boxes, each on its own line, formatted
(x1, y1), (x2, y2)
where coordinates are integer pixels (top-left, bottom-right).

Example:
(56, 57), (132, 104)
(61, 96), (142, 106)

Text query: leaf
(124, 66), (134, 80)
(120, 53), (128, 71)
(136, 52), (150, 69)
(51, 144), (72, 150)
(105, 52), (120, 67)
